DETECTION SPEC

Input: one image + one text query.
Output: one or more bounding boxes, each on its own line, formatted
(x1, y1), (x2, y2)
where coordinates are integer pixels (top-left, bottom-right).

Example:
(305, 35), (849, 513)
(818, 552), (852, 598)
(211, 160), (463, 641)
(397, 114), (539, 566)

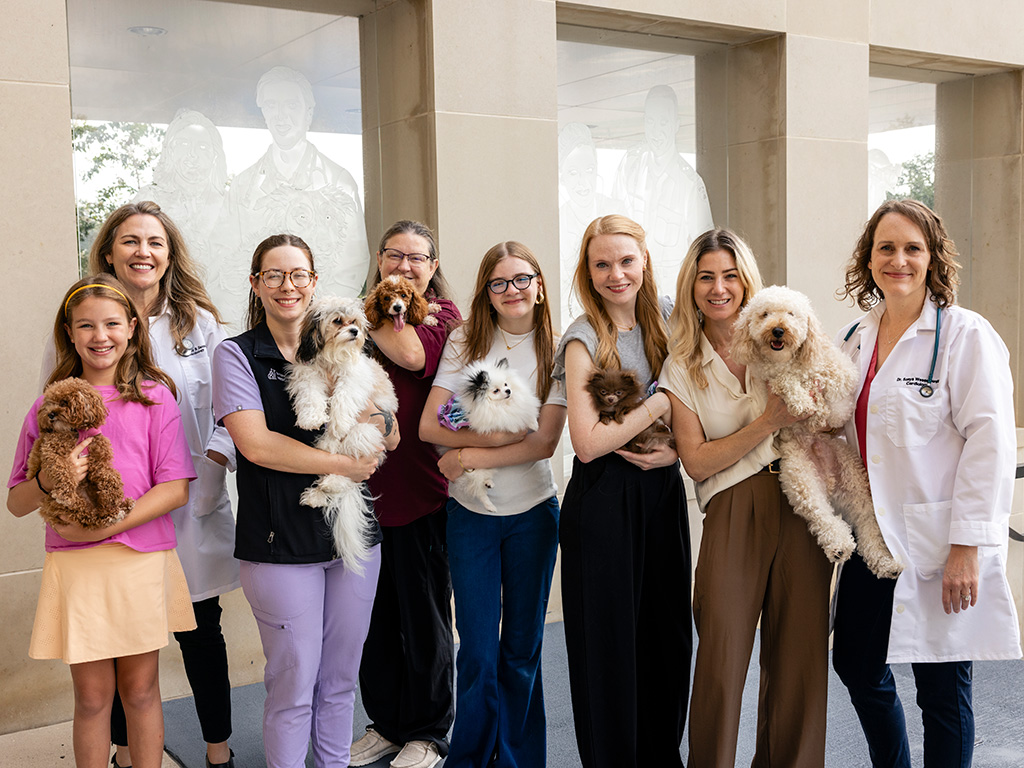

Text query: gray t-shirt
(553, 295), (673, 389)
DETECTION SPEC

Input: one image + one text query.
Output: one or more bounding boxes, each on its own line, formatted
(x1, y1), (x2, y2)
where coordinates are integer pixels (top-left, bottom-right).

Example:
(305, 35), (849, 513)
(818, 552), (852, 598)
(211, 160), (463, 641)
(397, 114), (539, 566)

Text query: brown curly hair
(838, 199), (960, 311)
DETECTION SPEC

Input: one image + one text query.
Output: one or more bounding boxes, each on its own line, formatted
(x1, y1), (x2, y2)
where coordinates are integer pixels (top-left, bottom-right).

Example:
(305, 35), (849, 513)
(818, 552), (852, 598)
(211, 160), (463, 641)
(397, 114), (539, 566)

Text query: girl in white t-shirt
(419, 241), (566, 768)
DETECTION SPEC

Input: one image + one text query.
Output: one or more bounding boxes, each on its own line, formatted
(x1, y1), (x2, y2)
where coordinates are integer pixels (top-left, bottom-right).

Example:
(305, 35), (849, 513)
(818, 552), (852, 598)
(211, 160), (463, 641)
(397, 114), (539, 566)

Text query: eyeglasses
(486, 273), (539, 294)
(381, 248), (435, 267)
(254, 269), (316, 288)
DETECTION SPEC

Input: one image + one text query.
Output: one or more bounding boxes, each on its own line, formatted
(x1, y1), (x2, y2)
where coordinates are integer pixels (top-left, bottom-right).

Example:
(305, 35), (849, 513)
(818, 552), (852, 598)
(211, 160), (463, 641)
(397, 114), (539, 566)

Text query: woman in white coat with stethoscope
(833, 199), (1021, 768)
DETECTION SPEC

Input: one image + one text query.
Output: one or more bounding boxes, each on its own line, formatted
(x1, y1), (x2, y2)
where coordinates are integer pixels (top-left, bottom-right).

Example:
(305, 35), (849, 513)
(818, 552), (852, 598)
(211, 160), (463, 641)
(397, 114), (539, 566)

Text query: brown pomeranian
(585, 368), (676, 454)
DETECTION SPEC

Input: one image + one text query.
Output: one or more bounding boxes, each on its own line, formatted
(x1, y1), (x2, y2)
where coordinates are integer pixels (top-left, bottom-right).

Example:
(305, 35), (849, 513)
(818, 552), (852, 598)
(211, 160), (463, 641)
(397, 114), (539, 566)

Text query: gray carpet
(163, 621), (1024, 767)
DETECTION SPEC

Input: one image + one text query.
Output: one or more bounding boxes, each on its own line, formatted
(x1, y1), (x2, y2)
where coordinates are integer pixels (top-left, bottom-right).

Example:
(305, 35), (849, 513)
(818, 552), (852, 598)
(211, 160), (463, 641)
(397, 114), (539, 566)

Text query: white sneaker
(390, 740), (442, 768)
(350, 728), (400, 767)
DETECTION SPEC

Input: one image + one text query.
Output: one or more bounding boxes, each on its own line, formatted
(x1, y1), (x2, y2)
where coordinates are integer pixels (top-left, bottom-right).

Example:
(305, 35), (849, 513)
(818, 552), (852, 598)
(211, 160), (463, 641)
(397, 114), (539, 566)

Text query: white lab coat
(836, 298), (1021, 663)
(39, 307), (240, 602)
(149, 308), (240, 601)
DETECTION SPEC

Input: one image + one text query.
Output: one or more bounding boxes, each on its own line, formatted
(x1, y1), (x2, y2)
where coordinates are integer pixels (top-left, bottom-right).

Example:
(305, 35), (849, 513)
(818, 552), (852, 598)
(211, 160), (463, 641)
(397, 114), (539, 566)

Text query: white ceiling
(68, 0), (936, 144)
(68, 0), (362, 132)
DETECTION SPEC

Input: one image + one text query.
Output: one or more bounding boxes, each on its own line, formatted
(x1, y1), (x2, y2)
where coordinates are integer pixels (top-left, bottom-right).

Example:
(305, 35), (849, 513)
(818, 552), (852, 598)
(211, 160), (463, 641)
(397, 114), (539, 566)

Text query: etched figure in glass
(213, 66), (370, 328)
(135, 109), (227, 275)
(558, 123), (624, 328)
(613, 85), (714, 294)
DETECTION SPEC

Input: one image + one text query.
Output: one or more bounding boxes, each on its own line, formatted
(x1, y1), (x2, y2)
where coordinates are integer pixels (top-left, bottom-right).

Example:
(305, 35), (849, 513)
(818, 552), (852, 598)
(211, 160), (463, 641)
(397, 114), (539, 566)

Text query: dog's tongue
(392, 314), (405, 332)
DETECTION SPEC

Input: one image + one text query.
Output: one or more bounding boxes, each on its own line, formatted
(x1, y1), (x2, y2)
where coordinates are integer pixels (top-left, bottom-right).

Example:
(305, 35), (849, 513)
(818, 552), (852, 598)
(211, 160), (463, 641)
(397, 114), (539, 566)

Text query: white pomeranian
(448, 358), (540, 513)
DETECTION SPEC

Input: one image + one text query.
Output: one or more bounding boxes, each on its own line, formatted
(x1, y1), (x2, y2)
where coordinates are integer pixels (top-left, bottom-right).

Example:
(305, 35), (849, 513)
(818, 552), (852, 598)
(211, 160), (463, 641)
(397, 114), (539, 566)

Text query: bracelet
(642, 402), (656, 424)
(457, 449), (474, 473)
(35, 473), (49, 495)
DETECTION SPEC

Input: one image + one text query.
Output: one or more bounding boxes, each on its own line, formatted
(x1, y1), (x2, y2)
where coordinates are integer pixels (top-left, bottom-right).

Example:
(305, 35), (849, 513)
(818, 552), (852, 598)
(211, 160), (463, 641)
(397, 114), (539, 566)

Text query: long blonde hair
(573, 215), (668, 374)
(50, 274), (176, 404)
(666, 229), (764, 389)
(89, 201), (223, 355)
(460, 241), (555, 401)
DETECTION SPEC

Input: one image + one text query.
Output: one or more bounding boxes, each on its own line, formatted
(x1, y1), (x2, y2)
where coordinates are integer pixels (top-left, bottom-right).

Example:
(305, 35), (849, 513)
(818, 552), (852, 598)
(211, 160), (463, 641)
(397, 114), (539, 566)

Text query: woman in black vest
(212, 234), (398, 767)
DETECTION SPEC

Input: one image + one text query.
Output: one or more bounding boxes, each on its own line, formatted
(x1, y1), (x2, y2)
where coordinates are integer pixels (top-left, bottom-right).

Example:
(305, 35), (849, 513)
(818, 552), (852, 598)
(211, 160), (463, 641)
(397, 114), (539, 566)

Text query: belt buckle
(767, 459), (781, 474)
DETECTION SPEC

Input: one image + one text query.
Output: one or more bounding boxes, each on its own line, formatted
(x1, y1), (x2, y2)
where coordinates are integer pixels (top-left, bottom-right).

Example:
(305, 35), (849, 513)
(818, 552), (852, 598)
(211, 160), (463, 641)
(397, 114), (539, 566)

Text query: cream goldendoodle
(731, 285), (901, 578)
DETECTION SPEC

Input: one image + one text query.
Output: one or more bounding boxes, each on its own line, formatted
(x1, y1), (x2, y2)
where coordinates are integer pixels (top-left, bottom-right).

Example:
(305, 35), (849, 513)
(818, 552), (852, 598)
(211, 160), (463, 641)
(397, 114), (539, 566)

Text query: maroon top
(368, 297), (462, 526)
(855, 338), (880, 468)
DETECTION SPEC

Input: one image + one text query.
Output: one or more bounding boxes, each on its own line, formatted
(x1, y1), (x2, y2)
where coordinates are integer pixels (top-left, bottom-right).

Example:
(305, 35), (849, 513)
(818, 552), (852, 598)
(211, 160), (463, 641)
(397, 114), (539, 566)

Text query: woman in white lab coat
(833, 199), (1021, 768)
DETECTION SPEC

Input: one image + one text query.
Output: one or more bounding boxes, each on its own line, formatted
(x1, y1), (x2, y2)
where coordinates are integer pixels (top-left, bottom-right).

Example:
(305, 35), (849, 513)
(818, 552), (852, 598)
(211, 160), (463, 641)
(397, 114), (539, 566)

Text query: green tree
(72, 119), (164, 272)
(887, 151), (935, 210)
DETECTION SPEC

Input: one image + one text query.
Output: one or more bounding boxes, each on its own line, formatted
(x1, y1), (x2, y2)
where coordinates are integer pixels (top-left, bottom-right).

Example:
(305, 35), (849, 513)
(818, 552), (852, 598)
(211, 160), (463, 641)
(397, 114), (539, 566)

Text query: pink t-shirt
(8, 382), (196, 553)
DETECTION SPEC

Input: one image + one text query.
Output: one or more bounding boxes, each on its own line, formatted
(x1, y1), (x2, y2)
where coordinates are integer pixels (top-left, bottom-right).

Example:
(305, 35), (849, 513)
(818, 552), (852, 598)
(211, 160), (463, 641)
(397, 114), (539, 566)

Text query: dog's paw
(422, 315), (439, 327)
(300, 485), (329, 508)
(863, 548), (904, 580)
(427, 302), (442, 314)
(821, 529), (857, 564)
(295, 411), (328, 431)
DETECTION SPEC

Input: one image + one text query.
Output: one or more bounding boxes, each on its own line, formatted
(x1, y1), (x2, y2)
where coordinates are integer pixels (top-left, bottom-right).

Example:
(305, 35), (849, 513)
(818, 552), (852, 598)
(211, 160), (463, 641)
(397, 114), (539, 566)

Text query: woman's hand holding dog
(761, 389), (805, 431)
(616, 441), (678, 470)
(437, 449), (464, 482)
(40, 437), (93, 499)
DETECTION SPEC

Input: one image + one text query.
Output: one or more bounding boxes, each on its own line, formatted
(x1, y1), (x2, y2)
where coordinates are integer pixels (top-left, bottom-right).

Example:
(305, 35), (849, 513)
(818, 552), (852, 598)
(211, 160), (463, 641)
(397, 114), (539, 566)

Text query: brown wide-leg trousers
(687, 469), (833, 768)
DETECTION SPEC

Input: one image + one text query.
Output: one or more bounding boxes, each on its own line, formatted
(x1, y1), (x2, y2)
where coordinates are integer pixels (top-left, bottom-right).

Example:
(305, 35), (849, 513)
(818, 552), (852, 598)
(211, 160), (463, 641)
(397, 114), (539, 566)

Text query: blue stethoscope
(844, 305), (941, 398)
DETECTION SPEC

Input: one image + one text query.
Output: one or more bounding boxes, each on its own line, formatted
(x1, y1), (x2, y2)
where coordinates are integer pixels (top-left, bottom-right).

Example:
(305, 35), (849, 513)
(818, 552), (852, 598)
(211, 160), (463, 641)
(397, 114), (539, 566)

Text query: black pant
(111, 596), (232, 746)
(359, 509), (455, 752)
(560, 455), (692, 768)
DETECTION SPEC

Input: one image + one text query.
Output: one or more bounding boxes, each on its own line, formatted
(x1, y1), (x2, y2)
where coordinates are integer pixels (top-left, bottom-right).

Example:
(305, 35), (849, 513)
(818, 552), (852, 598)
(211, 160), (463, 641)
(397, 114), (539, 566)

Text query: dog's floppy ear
(296, 304), (325, 364)
(363, 290), (385, 330)
(407, 290), (430, 325)
(729, 306), (758, 366)
(794, 306), (827, 369)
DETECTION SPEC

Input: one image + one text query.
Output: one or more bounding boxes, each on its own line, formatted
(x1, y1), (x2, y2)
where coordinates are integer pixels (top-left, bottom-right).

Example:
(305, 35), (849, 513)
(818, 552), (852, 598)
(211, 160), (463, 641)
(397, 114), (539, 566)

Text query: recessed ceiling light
(128, 26), (167, 37)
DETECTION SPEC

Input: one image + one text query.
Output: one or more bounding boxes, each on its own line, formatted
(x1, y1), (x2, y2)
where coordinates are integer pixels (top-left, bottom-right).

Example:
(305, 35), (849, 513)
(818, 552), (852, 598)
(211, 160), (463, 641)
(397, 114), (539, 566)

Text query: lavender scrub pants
(240, 547), (381, 768)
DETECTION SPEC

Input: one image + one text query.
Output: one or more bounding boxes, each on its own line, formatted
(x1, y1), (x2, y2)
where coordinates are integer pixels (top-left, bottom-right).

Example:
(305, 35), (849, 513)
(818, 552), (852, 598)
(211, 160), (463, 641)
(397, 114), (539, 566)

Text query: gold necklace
(883, 313), (915, 346)
(498, 325), (531, 351)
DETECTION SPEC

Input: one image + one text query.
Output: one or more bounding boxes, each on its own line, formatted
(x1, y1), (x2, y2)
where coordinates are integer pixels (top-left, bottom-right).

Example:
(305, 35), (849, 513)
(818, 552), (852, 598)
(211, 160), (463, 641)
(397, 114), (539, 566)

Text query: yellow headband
(64, 284), (131, 317)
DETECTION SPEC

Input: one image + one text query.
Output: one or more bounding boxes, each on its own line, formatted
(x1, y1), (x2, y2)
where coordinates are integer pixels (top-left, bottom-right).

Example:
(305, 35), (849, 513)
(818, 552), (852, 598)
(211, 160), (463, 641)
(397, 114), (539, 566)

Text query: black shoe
(206, 749), (235, 768)
(111, 756), (131, 768)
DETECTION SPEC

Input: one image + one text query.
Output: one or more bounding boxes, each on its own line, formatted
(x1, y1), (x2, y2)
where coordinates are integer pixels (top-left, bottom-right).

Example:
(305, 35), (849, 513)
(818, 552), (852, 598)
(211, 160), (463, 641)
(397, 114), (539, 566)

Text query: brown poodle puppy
(586, 368), (675, 454)
(364, 274), (439, 333)
(27, 377), (134, 529)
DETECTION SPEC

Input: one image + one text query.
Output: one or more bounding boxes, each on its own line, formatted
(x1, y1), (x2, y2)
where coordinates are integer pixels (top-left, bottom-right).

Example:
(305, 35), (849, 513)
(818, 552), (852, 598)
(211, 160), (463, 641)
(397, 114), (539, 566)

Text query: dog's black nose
(348, 327), (359, 337)
(772, 327), (785, 339)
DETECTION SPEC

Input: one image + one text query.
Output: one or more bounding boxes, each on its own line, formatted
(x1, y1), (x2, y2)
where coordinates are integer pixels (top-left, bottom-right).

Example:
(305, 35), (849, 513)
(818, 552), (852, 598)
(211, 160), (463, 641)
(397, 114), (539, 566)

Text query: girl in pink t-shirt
(7, 274), (195, 768)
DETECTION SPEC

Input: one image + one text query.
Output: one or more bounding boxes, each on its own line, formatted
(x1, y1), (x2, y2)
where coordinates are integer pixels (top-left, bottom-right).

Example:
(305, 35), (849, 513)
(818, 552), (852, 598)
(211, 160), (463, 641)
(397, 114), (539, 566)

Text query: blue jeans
(833, 553), (974, 768)
(445, 497), (560, 768)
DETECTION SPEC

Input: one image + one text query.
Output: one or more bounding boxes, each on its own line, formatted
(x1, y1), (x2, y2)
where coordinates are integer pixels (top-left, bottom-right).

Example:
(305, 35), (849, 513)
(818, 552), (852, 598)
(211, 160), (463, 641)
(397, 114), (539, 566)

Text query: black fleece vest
(229, 323), (338, 563)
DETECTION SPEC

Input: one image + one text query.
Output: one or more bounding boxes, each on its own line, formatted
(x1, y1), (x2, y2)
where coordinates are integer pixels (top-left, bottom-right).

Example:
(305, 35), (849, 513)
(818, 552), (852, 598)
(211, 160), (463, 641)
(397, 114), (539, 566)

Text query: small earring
(697, 308), (704, 323)
(536, 290), (545, 305)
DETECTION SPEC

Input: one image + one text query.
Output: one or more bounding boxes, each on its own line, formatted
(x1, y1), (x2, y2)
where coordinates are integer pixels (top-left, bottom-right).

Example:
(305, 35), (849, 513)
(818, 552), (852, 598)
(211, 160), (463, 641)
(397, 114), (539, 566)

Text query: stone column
(697, 31), (869, 333)
(0, 0), (80, 734)
(361, 0), (559, 313)
(936, 71), (1024, 417)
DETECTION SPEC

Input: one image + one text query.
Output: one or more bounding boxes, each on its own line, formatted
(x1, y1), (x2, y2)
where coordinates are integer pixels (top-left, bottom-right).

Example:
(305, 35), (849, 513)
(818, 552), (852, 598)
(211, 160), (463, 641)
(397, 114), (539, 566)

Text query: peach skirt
(29, 542), (196, 665)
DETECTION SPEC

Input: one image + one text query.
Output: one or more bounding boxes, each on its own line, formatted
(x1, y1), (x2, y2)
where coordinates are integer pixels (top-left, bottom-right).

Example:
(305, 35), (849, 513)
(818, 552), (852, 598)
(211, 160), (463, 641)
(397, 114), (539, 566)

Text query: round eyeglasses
(381, 248), (435, 267)
(487, 273), (539, 294)
(255, 269), (316, 289)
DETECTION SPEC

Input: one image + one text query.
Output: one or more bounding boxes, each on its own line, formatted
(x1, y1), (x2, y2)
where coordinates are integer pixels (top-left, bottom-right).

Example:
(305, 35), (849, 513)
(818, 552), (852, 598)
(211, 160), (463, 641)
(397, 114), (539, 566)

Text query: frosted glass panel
(868, 78), (936, 215)
(557, 40), (712, 328)
(68, 0), (367, 330)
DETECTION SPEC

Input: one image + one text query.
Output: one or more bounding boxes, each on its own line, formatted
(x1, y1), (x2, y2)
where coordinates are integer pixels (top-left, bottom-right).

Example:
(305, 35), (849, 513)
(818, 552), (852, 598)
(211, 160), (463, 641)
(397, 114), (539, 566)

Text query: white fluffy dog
(287, 296), (398, 573)
(449, 358), (540, 513)
(731, 285), (901, 578)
